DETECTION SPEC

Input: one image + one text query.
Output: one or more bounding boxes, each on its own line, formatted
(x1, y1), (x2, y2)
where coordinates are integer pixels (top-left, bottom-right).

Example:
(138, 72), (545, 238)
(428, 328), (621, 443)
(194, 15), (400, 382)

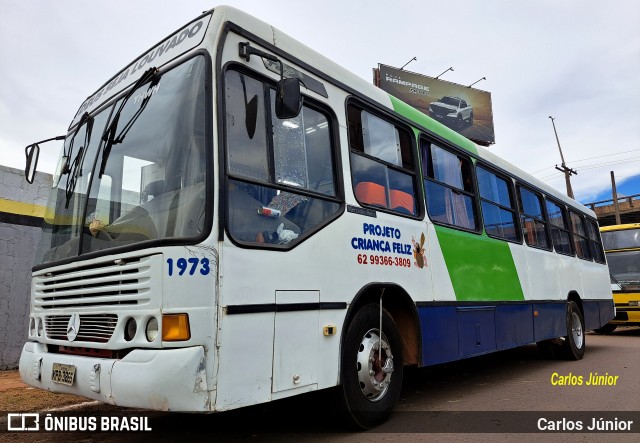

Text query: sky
(1, 0), (639, 205)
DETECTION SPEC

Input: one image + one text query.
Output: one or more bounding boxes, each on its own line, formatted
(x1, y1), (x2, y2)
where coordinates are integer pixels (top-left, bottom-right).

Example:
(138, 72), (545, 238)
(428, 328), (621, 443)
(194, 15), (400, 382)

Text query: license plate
(52, 363), (76, 386)
(630, 301), (639, 306)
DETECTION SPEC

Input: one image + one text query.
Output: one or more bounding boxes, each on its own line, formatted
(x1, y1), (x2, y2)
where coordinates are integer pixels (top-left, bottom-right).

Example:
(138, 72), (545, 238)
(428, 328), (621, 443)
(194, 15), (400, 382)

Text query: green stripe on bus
(389, 94), (519, 300)
(435, 226), (525, 301)
(389, 95), (478, 155)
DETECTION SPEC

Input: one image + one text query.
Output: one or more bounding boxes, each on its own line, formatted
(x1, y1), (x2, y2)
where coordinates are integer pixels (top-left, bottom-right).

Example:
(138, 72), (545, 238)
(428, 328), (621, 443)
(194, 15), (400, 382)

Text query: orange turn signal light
(162, 313), (191, 341)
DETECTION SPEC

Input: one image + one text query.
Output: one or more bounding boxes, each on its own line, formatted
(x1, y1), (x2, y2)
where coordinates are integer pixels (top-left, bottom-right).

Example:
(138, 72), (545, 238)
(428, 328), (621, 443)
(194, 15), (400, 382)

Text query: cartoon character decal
(412, 233), (427, 269)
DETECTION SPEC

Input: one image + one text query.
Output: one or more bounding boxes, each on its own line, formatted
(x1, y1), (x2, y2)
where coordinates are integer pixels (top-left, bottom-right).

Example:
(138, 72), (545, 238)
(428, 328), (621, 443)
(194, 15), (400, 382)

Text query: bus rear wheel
(537, 301), (585, 360)
(336, 304), (404, 429)
(562, 301), (585, 360)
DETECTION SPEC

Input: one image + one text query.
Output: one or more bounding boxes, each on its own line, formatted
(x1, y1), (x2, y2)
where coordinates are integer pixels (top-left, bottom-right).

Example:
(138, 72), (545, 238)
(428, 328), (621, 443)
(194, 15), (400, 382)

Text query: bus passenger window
(348, 105), (418, 216)
(422, 142), (477, 230)
(517, 185), (550, 249)
(354, 182), (386, 207)
(586, 219), (606, 264)
(569, 211), (592, 260)
(361, 111), (401, 166)
(389, 189), (415, 215)
(546, 199), (573, 255)
(477, 166), (519, 241)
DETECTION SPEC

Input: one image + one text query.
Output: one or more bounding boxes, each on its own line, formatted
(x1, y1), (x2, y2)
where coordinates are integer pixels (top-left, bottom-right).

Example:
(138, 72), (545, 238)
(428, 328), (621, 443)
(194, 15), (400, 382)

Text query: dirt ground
(0, 371), (87, 412)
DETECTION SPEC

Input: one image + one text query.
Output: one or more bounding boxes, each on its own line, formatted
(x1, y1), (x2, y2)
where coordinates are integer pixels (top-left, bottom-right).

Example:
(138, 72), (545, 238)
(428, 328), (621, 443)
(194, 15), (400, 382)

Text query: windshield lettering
(74, 17), (210, 121)
(134, 83), (160, 105)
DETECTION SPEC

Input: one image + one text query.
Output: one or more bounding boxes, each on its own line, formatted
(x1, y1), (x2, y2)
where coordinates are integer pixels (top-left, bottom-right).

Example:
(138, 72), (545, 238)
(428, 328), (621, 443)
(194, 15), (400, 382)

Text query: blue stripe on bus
(417, 300), (611, 366)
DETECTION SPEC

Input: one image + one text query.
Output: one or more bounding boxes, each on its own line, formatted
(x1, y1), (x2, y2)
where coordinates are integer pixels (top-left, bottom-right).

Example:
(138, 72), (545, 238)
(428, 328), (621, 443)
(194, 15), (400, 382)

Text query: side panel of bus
(211, 11), (613, 411)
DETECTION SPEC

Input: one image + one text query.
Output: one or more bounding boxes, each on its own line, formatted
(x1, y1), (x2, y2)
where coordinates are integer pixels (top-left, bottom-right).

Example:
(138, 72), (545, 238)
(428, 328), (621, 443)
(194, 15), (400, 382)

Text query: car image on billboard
(428, 96), (474, 129)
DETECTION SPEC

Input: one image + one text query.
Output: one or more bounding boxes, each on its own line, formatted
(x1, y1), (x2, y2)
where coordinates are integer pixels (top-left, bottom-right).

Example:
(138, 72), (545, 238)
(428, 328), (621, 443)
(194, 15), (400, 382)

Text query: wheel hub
(356, 329), (394, 402)
(571, 312), (583, 348)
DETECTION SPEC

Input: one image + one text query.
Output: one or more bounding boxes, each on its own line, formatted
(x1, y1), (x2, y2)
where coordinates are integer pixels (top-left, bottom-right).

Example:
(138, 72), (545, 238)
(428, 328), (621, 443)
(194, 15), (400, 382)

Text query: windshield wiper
(610, 273), (621, 285)
(64, 112), (94, 208)
(99, 67), (160, 177)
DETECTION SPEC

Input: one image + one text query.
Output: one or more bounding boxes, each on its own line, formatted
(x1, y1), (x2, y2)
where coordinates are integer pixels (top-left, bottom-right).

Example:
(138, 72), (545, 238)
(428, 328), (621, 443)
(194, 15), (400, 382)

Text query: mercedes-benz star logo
(67, 313), (81, 341)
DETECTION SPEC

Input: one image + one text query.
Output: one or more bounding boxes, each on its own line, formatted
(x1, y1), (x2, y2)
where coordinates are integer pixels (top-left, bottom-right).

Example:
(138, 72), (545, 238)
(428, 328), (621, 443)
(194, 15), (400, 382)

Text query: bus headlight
(124, 318), (137, 341)
(146, 317), (159, 342)
(29, 317), (36, 337)
(37, 318), (44, 337)
(162, 314), (190, 341)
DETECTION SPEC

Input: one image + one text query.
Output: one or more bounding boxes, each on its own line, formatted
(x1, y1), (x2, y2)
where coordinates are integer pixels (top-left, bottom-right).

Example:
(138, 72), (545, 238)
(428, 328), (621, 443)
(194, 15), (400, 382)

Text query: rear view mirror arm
(238, 42), (283, 79)
(24, 135), (66, 184)
(238, 42), (304, 119)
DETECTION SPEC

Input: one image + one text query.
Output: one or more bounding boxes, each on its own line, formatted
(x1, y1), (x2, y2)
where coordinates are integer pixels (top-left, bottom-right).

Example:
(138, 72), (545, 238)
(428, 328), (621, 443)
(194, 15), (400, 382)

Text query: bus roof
(218, 5), (595, 218)
(70, 5), (595, 219)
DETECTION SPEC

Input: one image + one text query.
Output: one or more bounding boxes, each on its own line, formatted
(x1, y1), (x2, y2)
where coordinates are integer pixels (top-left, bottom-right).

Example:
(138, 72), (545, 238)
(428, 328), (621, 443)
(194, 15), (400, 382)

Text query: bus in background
(19, 6), (613, 429)
(598, 223), (640, 333)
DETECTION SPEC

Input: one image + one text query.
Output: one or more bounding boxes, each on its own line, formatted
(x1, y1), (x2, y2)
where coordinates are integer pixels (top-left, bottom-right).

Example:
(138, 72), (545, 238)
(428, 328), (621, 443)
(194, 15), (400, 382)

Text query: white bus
(20, 6), (613, 429)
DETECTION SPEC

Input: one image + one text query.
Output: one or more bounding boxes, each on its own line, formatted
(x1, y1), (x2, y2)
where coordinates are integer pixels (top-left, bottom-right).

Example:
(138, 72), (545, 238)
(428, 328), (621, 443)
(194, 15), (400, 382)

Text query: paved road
(4, 328), (639, 442)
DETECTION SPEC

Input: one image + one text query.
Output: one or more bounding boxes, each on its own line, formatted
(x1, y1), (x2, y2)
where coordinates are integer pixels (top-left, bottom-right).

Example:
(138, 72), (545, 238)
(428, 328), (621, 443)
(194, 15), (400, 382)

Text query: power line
(537, 157), (640, 182)
(537, 157), (640, 181)
(529, 147), (640, 175)
(578, 157), (640, 171)
(568, 148), (640, 164)
(611, 172), (640, 181)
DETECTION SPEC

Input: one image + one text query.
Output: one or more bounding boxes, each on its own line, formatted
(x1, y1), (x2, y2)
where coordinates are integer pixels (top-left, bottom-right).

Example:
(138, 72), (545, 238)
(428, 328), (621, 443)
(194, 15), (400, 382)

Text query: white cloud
(1, 0), (638, 204)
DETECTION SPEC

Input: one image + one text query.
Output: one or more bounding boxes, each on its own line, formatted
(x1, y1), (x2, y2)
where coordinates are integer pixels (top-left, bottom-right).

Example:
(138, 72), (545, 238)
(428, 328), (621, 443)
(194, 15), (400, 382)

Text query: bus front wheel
(336, 303), (404, 429)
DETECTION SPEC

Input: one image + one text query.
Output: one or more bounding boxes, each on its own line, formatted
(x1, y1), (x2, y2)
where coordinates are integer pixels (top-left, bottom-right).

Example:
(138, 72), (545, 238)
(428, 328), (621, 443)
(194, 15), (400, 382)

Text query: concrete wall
(0, 165), (52, 369)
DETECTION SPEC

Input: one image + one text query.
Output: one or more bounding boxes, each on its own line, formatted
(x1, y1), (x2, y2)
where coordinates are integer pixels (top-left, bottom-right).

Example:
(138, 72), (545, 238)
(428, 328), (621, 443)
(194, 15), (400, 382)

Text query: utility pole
(549, 116), (577, 199)
(611, 171), (622, 225)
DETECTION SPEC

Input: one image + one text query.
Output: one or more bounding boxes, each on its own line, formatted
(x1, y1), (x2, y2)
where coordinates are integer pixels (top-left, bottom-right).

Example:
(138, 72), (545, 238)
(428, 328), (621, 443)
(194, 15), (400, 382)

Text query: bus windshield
(606, 250), (640, 286)
(36, 56), (208, 266)
(601, 228), (640, 251)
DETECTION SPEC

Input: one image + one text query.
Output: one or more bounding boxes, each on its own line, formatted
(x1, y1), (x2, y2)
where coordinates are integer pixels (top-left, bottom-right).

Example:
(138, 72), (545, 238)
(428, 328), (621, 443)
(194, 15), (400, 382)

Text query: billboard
(375, 64), (495, 145)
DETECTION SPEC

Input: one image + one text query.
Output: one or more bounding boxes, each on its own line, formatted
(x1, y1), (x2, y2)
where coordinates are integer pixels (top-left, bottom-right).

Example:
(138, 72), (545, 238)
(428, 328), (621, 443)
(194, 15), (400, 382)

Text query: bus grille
(33, 255), (157, 309)
(45, 314), (118, 343)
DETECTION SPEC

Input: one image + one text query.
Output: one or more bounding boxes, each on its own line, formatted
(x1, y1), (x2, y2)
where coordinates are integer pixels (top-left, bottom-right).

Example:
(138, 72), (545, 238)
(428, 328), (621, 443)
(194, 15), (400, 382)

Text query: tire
(594, 323), (617, 334)
(562, 301), (585, 360)
(537, 301), (585, 360)
(336, 304), (404, 429)
(468, 111), (474, 126)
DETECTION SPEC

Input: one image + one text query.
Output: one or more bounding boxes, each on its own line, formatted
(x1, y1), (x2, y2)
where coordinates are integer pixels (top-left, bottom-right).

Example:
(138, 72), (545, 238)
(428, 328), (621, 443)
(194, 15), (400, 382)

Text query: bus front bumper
(19, 342), (210, 411)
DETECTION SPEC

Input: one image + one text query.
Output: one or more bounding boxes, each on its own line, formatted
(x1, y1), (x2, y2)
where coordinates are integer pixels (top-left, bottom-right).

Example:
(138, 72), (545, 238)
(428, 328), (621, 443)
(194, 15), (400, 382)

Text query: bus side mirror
(275, 78), (302, 119)
(25, 143), (40, 184)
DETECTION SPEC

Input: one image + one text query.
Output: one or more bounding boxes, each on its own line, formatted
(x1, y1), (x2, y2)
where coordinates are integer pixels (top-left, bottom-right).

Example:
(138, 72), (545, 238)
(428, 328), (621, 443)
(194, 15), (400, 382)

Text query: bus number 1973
(167, 258), (210, 276)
